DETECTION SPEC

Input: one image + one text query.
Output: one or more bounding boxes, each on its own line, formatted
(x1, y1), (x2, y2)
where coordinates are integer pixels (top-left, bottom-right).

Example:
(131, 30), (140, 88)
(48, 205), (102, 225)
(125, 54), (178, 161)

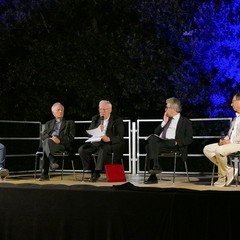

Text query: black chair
(35, 149), (76, 180)
(211, 151), (240, 187)
(144, 151), (190, 183)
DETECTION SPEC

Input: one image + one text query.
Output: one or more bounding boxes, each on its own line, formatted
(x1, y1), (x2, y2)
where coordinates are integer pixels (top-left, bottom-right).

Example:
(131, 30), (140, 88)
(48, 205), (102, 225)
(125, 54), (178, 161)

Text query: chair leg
(34, 153), (42, 179)
(231, 156), (239, 187)
(34, 155), (38, 179)
(184, 161), (190, 182)
(173, 153), (177, 183)
(61, 156), (65, 180)
(71, 160), (76, 180)
(211, 164), (215, 186)
(144, 155), (147, 183)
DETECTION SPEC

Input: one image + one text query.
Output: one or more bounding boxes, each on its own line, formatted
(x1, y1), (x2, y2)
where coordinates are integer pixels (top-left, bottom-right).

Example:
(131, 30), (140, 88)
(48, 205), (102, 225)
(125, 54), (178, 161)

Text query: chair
(81, 153), (97, 181)
(144, 151), (190, 183)
(211, 151), (240, 187)
(35, 149), (76, 180)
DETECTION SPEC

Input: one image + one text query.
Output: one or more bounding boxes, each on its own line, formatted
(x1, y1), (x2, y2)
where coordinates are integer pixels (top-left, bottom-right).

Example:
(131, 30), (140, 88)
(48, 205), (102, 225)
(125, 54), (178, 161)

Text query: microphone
(218, 131), (225, 145)
(220, 131), (225, 140)
(100, 116), (104, 132)
(100, 116), (104, 125)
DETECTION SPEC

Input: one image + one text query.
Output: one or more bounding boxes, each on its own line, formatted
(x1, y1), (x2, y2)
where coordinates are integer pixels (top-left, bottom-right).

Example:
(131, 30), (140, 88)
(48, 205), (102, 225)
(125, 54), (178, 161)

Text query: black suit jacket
(154, 115), (193, 161)
(89, 114), (124, 151)
(41, 118), (76, 149)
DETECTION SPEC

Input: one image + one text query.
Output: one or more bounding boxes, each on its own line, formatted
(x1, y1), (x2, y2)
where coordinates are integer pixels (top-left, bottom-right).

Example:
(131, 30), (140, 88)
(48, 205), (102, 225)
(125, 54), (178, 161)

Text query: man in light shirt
(145, 97), (193, 184)
(203, 93), (240, 187)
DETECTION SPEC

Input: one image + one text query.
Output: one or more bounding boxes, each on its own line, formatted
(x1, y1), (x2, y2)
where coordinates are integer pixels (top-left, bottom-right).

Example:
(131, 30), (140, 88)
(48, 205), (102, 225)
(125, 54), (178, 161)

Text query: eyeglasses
(165, 106), (172, 110)
(99, 108), (110, 111)
(53, 109), (64, 112)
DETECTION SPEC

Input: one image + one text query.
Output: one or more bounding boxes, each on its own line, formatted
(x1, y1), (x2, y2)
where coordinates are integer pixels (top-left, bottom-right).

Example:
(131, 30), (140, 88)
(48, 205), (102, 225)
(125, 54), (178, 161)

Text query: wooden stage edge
(1, 172), (240, 192)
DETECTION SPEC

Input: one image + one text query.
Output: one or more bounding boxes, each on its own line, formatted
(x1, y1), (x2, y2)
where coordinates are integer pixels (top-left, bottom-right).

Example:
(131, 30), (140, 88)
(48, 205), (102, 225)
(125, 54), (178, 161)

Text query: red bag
(105, 164), (126, 182)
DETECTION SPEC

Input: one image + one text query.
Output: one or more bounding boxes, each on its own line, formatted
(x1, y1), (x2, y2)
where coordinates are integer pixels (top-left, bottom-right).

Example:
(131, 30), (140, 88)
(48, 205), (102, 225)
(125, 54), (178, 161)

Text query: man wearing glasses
(78, 100), (124, 182)
(145, 97), (193, 184)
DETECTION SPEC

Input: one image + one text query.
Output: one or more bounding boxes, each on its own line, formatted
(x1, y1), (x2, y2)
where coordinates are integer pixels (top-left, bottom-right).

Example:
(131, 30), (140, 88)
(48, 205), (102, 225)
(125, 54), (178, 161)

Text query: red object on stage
(105, 164), (126, 182)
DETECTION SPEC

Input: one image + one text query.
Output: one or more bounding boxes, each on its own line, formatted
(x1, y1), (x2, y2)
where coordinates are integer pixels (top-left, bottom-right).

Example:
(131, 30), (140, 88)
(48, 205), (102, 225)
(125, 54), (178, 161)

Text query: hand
(51, 136), (60, 144)
(100, 124), (104, 132)
(163, 111), (169, 123)
(101, 136), (110, 142)
(218, 139), (230, 145)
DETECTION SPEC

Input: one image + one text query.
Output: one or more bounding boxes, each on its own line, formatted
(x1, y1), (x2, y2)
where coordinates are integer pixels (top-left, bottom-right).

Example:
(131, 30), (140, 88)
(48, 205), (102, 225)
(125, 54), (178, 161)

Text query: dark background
(1, 0), (240, 123)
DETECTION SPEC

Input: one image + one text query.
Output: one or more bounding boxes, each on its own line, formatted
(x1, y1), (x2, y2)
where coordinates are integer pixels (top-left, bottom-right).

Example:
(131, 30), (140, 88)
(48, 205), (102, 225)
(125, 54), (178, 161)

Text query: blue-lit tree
(176, 0), (240, 117)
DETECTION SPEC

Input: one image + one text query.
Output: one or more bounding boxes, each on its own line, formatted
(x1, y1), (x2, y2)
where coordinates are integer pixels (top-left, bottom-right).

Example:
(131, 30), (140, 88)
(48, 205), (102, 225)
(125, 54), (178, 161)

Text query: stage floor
(2, 171), (240, 191)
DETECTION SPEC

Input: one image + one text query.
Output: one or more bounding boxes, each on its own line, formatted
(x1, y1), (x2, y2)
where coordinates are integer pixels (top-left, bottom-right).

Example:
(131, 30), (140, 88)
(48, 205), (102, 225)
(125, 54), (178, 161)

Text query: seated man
(203, 93), (240, 187)
(145, 97), (193, 184)
(79, 100), (124, 182)
(0, 143), (9, 178)
(39, 102), (76, 181)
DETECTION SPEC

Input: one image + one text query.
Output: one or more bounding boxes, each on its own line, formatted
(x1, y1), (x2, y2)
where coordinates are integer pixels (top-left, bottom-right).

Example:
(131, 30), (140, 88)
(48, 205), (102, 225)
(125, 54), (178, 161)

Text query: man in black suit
(79, 100), (124, 182)
(145, 97), (193, 184)
(39, 102), (76, 181)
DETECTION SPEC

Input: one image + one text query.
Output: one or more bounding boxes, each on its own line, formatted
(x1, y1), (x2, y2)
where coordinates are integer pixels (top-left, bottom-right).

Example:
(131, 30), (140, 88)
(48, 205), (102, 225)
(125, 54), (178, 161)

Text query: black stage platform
(0, 175), (239, 240)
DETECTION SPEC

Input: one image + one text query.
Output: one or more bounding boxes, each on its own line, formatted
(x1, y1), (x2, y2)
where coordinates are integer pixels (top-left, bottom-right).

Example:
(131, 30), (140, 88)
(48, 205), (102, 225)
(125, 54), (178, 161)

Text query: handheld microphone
(218, 131), (225, 145)
(220, 131), (225, 140)
(100, 116), (104, 125)
(100, 116), (104, 132)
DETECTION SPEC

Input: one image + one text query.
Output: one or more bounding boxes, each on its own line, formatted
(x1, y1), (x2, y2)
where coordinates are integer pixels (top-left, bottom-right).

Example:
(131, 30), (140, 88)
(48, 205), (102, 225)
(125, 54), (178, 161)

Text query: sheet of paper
(85, 136), (102, 142)
(86, 127), (104, 137)
(85, 127), (104, 142)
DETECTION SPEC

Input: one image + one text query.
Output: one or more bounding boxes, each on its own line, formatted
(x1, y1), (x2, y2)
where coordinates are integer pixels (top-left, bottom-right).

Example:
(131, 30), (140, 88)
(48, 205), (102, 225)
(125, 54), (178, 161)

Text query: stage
(0, 173), (239, 240)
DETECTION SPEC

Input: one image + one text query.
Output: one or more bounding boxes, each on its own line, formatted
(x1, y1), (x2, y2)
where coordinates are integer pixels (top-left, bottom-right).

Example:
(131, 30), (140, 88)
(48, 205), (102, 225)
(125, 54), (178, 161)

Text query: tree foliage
(2, 0), (239, 122)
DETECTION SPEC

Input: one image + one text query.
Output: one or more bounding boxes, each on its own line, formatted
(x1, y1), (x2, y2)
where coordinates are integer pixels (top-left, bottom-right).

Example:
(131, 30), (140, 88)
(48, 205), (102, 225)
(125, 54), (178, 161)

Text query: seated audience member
(0, 143), (9, 178)
(203, 93), (240, 187)
(145, 97), (193, 184)
(39, 102), (75, 181)
(78, 100), (124, 182)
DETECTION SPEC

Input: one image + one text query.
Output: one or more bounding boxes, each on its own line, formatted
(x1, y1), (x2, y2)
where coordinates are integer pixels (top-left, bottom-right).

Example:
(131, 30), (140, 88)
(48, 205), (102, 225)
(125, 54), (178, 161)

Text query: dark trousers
(79, 142), (123, 171)
(42, 138), (65, 174)
(146, 134), (178, 169)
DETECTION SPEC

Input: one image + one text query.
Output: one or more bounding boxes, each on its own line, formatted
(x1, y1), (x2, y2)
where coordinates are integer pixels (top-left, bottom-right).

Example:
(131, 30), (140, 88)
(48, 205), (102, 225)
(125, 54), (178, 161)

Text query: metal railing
(0, 118), (233, 175)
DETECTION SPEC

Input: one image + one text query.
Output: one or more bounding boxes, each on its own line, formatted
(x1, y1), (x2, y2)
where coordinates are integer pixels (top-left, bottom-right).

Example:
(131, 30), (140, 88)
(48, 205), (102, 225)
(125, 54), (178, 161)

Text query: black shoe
(149, 166), (162, 174)
(39, 174), (50, 181)
(90, 172), (101, 182)
(144, 174), (158, 184)
(0, 168), (9, 178)
(50, 162), (59, 171)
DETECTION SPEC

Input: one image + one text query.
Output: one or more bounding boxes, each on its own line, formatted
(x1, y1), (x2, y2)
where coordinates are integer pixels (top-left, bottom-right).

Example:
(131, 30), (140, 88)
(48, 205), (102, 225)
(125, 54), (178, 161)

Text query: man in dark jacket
(145, 97), (193, 184)
(39, 102), (75, 181)
(79, 100), (124, 182)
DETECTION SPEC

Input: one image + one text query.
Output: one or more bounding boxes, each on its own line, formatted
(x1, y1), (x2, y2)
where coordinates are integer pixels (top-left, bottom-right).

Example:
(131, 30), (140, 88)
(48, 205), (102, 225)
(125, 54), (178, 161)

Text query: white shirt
(230, 113), (240, 143)
(160, 113), (180, 139)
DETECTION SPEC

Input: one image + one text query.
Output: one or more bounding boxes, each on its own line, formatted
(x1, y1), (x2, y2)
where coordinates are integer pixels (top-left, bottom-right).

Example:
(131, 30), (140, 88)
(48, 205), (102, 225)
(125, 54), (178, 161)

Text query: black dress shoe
(39, 174), (50, 181)
(90, 172), (101, 182)
(144, 174), (158, 184)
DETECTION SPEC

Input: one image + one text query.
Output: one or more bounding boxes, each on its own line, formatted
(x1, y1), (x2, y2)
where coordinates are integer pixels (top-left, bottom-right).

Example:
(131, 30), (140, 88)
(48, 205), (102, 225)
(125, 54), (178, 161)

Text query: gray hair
(51, 102), (64, 112)
(166, 97), (182, 112)
(99, 100), (112, 109)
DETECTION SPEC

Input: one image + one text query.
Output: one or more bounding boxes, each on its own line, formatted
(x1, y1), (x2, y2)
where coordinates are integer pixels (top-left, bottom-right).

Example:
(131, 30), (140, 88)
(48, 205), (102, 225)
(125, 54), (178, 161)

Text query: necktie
(161, 117), (173, 139)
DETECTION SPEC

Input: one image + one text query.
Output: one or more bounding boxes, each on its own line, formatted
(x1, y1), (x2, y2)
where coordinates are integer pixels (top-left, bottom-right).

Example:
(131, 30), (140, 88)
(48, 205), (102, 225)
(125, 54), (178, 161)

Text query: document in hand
(85, 127), (105, 143)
